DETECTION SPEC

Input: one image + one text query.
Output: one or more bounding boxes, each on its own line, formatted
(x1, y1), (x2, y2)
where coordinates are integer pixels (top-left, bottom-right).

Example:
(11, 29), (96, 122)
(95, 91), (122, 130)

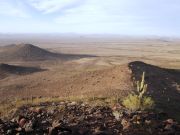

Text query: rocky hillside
(128, 61), (180, 120)
(0, 61), (179, 120)
(0, 44), (58, 61)
(0, 101), (180, 135)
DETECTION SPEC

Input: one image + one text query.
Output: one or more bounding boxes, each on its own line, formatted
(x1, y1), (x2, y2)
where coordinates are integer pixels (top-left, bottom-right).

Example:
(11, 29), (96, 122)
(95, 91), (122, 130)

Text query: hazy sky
(0, 0), (180, 36)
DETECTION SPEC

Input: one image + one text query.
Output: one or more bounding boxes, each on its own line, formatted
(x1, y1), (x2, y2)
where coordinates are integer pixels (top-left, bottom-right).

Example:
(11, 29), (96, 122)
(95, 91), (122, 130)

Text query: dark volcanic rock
(0, 102), (180, 135)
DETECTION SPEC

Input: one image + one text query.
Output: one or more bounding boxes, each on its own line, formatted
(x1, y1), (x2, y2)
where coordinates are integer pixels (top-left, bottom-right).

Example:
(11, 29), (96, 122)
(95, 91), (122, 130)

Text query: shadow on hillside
(56, 53), (97, 61)
(0, 63), (47, 79)
(128, 61), (180, 121)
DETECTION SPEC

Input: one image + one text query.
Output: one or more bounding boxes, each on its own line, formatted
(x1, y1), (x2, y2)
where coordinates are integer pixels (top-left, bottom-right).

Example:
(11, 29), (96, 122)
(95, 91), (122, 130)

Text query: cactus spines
(136, 72), (148, 100)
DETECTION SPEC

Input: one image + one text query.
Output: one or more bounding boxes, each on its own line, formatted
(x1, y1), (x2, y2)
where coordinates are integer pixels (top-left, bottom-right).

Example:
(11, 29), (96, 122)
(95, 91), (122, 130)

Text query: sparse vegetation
(0, 96), (118, 118)
(122, 72), (154, 111)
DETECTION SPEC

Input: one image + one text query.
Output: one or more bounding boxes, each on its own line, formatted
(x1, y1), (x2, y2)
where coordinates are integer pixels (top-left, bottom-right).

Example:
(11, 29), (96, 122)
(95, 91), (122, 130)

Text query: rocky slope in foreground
(0, 101), (180, 135)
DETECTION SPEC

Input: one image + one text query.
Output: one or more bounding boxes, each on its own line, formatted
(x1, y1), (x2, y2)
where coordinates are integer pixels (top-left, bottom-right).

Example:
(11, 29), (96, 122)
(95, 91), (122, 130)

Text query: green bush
(122, 94), (154, 111)
(142, 96), (154, 109)
(122, 72), (154, 111)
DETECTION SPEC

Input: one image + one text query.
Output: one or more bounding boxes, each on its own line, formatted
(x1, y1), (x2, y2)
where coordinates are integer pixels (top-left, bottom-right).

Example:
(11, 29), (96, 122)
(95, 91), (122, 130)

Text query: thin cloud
(0, 0), (30, 18)
(0, 0), (180, 36)
(28, 0), (84, 14)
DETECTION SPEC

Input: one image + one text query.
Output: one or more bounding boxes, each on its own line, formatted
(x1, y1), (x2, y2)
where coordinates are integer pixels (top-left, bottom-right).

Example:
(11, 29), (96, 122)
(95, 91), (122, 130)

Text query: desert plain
(0, 35), (179, 122)
(0, 35), (179, 99)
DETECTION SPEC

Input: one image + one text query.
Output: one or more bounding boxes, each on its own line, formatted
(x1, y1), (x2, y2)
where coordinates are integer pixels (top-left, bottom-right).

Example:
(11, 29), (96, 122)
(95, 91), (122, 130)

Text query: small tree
(122, 72), (154, 111)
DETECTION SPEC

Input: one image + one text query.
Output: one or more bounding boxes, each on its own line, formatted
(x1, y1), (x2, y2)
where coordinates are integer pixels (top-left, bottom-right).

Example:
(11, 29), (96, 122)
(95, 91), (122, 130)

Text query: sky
(0, 0), (180, 36)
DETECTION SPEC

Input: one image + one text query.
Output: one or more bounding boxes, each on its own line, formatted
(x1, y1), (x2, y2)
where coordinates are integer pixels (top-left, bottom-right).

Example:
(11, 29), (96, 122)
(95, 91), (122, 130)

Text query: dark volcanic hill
(0, 63), (44, 79)
(0, 44), (93, 61)
(128, 61), (180, 120)
(128, 61), (180, 97)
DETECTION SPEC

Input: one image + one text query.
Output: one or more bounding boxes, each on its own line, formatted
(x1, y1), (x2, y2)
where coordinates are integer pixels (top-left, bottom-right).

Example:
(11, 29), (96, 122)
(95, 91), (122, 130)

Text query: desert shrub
(122, 94), (141, 111)
(122, 72), (154, 111)
(122, 94), (154, 111)
(142, 96), (154, 110)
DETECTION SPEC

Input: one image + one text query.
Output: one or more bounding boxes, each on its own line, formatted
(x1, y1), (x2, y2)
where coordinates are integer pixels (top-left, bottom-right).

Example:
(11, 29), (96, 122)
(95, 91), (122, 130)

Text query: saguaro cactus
(122, 72), (154, 111)
(136, 72), (148, 102)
